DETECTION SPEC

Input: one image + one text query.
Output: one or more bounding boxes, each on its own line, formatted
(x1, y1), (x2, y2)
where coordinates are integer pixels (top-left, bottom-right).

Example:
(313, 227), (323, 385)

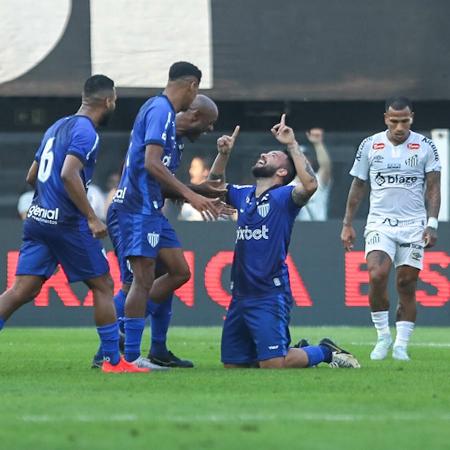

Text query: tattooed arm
(423, 171), (441, 247)
(271, 114), (318, 206)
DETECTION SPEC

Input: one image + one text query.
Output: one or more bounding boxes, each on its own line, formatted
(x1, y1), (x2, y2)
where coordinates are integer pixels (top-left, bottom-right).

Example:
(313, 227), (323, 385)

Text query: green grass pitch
(1, 326), (450, 450)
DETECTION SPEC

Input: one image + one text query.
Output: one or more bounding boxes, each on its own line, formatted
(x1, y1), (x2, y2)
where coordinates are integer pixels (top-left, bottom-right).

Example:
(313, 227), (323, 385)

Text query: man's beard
(251, 164), (277, 178)
(98, 109), (114, 127)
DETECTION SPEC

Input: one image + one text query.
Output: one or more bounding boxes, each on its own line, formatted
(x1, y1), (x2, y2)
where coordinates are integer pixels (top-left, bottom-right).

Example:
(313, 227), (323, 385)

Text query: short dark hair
(385, 96), (413, 112)
(281, 149), (296, 185)
(169, 61), (202, 83)
(83, 75), (114, 97)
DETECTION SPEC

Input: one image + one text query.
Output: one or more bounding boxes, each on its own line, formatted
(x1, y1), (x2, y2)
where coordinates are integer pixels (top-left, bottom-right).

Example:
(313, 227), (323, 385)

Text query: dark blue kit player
(210, 115), (361, 369)
(112, 62), (227, 369)
(0, 75), (148, 373)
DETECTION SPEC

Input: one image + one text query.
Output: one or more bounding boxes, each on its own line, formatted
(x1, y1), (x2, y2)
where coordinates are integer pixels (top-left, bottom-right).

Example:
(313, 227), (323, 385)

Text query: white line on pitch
(20, 412), (450, 423)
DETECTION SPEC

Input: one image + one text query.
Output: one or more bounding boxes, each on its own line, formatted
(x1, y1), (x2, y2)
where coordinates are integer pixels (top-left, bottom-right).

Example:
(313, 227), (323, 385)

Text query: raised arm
(271, 114), (317, 206)
(340, 177), (368, 251)
(423, 170), (441, 248)
(306, 128), (332, 186)
(209, 125), (240, 183)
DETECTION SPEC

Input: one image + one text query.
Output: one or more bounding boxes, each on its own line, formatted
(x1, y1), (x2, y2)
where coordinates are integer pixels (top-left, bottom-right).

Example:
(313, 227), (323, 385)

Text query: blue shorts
(221, 294), (292, 365)
(16, 219), (109, 283)
(112, 209), (180, 282)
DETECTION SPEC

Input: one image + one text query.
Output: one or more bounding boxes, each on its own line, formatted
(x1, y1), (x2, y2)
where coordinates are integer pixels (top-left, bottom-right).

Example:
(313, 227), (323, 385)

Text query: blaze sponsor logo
(113, 187), (127, 204)
(27, 205), (59, 224)
(236, 225), (269, 241)
(374, 173), (418, 187)
(373, 143), (385, 150)
(408, 143), (420, 150)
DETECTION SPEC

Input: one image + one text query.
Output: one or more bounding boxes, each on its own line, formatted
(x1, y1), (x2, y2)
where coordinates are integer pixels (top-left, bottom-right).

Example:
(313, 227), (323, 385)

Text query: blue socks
(113, 290), (127, 334)
(0, 317), (5, 331)
(124, 317), (146, 362)
(149, 296), (173, 357)
(96, 322), (120, 365)
(302, 345), (332, 367)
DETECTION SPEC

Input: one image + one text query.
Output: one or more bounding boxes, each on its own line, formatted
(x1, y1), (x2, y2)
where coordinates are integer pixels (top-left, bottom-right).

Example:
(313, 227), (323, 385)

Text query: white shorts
(364, 220), (425, 270)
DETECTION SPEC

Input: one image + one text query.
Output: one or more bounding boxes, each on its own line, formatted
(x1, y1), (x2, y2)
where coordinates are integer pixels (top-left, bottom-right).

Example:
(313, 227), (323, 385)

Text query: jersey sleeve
(144, 103), (173, 147)
(34, 129), (52, 162)
(226, 184), (243, 208)
(423, 138), (442, 173)
(349, 137), (371, 180)
(67, 120), (99, 165)
(274, 185), (301, 217)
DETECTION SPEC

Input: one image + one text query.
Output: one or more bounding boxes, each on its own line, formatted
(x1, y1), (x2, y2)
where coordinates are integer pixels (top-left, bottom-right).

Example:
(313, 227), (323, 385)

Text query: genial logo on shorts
(374, 173), (418, 187)
(113, 187), (127, 204)
(407, 143), (420, 150)
(405, 155), (418, 167)
(147, 232), (160, 248)
(257, 202), (270, 218)
(236, 225), (269, 241)
(27, 205), (59, 224)
(373, 143), (385, 150)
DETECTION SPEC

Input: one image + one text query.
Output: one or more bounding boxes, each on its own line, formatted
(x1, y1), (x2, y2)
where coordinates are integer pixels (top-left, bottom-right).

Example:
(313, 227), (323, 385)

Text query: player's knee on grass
(259, 357), (286, 369)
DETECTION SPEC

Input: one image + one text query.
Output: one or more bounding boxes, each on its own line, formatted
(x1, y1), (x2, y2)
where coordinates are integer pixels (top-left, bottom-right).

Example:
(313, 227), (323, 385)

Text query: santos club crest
(257, 203), (270, 218)
(147, 232), (160, 248)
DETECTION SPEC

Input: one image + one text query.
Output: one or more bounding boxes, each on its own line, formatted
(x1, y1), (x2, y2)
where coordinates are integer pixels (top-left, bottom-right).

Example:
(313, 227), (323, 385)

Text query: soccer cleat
(102, 356), (150, 373)
(130, 356), (170, 371)
(319, 338), (361, 369)
(370, 334), (393, 360)
(293, 338), (311, 348)
(91, 354), (103, 369)
(392, 345), (410, 361)
(148, 350), (194, 368)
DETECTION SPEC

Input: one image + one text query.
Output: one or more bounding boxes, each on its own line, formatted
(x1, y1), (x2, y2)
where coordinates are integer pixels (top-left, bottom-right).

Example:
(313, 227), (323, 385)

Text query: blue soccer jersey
(227, 184), (301, 299)
(28, 115), (100, 226)
(113, 95), (180, 215)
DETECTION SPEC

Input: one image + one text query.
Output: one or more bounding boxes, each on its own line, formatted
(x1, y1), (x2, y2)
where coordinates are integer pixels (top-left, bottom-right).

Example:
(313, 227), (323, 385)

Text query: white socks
(371, 311), (391, 338)
(394, 321), (415, 348)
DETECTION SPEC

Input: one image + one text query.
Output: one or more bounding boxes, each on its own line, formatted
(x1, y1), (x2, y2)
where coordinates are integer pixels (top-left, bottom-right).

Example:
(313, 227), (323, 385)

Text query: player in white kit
(340, 97), (441, 361)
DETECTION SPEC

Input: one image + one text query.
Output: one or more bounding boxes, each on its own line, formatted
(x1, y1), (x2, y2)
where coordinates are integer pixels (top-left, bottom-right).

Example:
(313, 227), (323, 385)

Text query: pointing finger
(231, 125), (240, 140)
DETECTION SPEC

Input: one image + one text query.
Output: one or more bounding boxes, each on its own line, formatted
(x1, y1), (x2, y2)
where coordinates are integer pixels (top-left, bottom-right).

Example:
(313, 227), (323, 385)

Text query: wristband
(427, 217), (438, 230)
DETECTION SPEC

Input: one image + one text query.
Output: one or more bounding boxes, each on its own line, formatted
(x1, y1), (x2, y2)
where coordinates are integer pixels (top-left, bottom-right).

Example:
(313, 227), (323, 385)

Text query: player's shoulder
(410, 131), (434, 148)
(144, 95), (173, 113)
(70, 115), (97, 136)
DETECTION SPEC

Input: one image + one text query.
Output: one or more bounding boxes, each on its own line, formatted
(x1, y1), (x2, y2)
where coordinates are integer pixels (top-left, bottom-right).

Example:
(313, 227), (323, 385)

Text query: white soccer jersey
(350, 130), (441, 223)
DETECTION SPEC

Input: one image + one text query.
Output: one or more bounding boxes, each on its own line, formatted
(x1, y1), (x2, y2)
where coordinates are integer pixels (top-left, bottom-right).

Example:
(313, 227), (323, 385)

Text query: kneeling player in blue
(0, 76), (148, 373)
(92, 94), (221, 369)
(210, 115), (360, 369)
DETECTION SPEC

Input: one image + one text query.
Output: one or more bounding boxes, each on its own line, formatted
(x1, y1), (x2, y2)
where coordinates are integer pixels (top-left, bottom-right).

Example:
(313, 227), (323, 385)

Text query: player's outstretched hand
(423, 226), (437, 248)
(340, 224), (356, 251)
(217, 125), (240, 155)
(186, 192), (223, 221)
(88, 216), (108, 239)
(271, 114), (296, 146)
(192, 179), (227, 198)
